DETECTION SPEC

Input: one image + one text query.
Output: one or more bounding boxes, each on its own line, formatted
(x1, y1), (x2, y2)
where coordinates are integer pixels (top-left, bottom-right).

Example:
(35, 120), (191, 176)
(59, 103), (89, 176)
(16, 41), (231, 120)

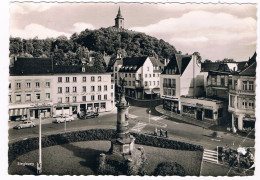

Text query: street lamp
(37, 111), (43, 174)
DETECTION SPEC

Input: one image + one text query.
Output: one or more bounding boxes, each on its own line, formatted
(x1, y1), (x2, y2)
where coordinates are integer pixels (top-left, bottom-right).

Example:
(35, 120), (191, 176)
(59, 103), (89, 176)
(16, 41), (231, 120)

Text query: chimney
(164, 58), (167, 66)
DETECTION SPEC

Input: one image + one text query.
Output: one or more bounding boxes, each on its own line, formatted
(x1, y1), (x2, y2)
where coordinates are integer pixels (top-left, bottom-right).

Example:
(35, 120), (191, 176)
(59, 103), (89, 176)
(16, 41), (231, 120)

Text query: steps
(203, 149), (218, 164)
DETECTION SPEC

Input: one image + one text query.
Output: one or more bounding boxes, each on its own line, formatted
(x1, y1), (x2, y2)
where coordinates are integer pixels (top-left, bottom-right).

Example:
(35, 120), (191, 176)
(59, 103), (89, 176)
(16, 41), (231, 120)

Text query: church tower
(114, 7), (124, 29)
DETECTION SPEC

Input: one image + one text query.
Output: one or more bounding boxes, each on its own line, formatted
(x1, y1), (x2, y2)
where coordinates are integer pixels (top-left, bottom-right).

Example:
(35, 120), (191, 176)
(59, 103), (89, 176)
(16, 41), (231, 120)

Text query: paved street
(9, 105), (255, 151)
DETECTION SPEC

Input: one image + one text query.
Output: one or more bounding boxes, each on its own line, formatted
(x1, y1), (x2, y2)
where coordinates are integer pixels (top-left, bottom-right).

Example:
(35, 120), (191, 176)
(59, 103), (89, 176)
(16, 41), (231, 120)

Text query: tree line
(9, 27), (177, 69)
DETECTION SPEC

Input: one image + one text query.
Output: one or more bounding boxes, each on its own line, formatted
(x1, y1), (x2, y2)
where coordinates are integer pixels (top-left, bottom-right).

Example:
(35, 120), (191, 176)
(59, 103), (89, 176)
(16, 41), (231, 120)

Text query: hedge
(9, 129), (203, 166)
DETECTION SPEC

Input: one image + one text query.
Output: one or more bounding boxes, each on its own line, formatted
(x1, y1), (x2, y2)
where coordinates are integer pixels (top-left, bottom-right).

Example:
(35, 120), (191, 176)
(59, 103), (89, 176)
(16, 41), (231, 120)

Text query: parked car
(14, 121), (36, 129)
(79, 111), (99, 119)
(54, 115), (74, 123)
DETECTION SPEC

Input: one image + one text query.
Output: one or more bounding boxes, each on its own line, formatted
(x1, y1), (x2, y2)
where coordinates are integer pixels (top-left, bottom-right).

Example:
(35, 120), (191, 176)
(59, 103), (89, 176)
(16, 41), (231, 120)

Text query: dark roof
(149, 57), (164, 72)
(238, 52), (256, 76)
(209, 64), (231, 75)
(162, 54), (192, 75)
(119, 56), (148, 72)
(201, 62), (222, 72)
(10, 57), (105, 75)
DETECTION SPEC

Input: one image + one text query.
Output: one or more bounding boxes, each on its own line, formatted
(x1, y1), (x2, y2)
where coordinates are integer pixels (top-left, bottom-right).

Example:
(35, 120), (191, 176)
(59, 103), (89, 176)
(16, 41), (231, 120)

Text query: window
(73, 86), (77, 92)
(26, 82), (31, 88)
(234, 80), (238, 89)
(147, 67), (149, 71)
(149, 74), (151, 78)
(149, 81), (151, 86)
(91, 95), (95, 101)
(249, 102), (255, 109)
(129, 81), (131, 86)
(66, 77), (70, 82)
(16, 94), (21, 102)
(46, 82), (50, 88)
(153, 81), (155, 85)
(129, 73), (131, 78)
(16, 83), (21, 90)
(98, 76), (101, 81)
(204, 109), (213, 119)
(9, 95), (11, 103)
(243, 81), (247, 90)
(133, 74), (135, 78)
(138, 74), (141, 79)
(111, 85), (113, 89)
(58, 77), (62, 82)
(145, 81), (148, 86)
(104, 85), (107, 91)
(104, 94), (107, 100)
(36, 82), (40, 88)
(98, 86), (101, 91)
(249, 81), (254, 91)
(101, 102), (106, 109)
(172, 89), (176, 96)
(36, 94), (40, 100)
(73, 77), (77, 82)
(242, 101), (248, 109)
(125, 73), (127, 78)
(26, 94), (31, 101)
(111, 92), (114, 97)
(82, 86), (86, 92)
(9, 83), (11, 89)
(46, 93), (50, 100)
(157, 74), (160, 77)
(66, 97), (70, 103)
(82, 96), (86, 102)
(115, 67), (117, 71)
(157, 81), (159, 85)
(172, 79), (176, 88)
(66, 87), (70, 93)
(230, 95), (235, 108)
(98, 95), (101, 100)
(145, 74), (147, 78)
(133, 81), (135, 86)
(163, 88), (167, 95)
(82, 77), (86, 82)
(73, 96), (77, 102)
(153, 74), (155, 77)
(221, 77), (225, 86)
(58, 97), (62, 103)
(58, 87), (62, 93)
(168, 89), (172, 96)
(91, 76), (95, 82)
(91, 86), (95, 92)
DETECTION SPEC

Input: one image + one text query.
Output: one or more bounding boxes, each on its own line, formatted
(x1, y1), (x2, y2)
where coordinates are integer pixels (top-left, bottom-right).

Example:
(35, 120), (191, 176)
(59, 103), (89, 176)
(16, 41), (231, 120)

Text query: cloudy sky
(9, 2), (256, 61)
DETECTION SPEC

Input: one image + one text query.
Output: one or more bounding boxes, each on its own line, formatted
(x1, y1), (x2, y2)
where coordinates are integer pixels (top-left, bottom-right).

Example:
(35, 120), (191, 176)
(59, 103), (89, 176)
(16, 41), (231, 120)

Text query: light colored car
(54, 115), (74, 123)
(14, 121), (36, 129)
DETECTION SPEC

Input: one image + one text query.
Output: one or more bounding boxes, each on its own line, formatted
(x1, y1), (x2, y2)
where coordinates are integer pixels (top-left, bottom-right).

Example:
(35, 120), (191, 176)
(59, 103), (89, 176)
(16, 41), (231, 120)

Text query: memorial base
(97, 135), (146, 175)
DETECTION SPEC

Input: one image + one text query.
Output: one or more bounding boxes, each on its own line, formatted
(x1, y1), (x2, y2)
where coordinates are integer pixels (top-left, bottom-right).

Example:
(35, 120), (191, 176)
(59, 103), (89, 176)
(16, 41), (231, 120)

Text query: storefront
(162, 97), (179, 113)
(53, 104), (72, 117)
(9, 108), (29, 121)
(180, 96), (228, 125)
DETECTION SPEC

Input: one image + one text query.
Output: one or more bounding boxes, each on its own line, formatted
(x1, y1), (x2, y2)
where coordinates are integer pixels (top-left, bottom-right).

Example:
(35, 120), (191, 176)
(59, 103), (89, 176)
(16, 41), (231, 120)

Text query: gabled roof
(201, 62), (222, 72)
(238, 52), (256, 76)
(119, 56), (148, 72)
(162, 54), (192, 75)
(149, 57), (164, 72)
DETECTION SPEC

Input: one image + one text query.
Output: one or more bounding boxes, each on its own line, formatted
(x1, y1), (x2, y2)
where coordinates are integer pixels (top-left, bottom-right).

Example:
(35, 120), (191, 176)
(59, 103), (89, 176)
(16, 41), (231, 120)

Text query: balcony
(163, 83), (176, 88)
(228, 85), (255, 95)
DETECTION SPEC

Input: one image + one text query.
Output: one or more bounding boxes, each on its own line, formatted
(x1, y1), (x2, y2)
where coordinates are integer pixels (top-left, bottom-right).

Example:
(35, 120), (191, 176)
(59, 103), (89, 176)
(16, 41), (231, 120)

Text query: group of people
(221, 145), (254, 169)
(154, 127), (168, 138)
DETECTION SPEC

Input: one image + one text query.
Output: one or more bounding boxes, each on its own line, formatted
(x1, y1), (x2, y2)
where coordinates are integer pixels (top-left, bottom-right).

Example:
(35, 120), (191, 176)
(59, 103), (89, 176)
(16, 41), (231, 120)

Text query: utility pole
(37, 111), (42, 174)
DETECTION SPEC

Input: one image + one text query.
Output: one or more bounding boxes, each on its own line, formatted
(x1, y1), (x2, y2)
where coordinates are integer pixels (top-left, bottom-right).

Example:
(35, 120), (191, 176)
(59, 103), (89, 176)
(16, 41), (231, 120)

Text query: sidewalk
(155, 105), (213, 128)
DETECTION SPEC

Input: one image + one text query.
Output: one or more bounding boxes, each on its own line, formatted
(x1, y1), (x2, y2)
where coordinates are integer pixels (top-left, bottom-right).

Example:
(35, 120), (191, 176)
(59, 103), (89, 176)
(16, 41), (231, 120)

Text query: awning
(144, 90), (153, 94)
(9, 108), (27, 116)
(152, 89), (160, 94)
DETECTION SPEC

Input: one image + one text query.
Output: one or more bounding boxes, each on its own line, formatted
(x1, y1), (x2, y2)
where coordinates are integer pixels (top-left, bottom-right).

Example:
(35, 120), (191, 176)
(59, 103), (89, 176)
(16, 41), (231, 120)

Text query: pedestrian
(165, 130), (168, 138)
(160, 128), (163, 137)
(154, 127), (158, 136)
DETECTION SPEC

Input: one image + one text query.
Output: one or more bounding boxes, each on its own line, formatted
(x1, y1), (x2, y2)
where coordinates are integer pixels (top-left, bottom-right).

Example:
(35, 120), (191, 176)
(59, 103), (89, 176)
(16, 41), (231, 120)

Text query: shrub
(153, 162), (186, 176)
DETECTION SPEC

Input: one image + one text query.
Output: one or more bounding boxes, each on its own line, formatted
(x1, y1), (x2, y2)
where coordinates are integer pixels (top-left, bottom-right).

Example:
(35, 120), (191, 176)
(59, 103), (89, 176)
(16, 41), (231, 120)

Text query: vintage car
(54, 115), (74, 123)
(78, 111), (99, 119)
(14, 121), (36, 129)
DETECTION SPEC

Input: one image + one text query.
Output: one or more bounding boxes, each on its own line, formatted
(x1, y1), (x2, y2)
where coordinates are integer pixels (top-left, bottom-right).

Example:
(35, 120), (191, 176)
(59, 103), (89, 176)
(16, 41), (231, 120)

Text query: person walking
(154, 127), (158, 136)
(160, 128), (163, 137)
(165, 130), (168, 138)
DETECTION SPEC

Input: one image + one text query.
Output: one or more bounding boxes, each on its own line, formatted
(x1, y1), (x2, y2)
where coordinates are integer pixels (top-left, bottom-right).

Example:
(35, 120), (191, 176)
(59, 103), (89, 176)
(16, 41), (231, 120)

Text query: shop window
(204, 109), (213, 119)
(182, 105), (195, 114)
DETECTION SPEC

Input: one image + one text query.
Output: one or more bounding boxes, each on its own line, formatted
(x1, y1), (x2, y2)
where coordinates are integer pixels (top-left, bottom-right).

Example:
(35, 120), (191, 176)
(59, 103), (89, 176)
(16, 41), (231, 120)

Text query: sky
(9, 2), (257, 61)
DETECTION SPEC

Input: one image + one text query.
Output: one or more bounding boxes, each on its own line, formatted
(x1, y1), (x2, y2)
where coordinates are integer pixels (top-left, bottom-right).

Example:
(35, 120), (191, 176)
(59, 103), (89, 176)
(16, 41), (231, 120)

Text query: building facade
(160, 53), (204, 112)
(117, 56), (164, 99)
(228, 53), (256, 132)
(9, 58), (115, 121)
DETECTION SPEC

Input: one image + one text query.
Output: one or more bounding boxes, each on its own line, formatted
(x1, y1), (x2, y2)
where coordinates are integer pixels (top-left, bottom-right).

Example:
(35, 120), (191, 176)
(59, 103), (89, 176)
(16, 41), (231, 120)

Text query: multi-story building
(9, 58), (115, 121)
(160, 53), (204, 112)
(228, 53), (256, 132)
(117, 56), (164, 99)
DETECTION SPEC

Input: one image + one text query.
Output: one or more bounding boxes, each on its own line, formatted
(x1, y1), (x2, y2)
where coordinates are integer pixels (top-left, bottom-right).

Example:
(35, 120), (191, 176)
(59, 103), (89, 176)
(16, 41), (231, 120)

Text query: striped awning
(9, 108), (27, 116)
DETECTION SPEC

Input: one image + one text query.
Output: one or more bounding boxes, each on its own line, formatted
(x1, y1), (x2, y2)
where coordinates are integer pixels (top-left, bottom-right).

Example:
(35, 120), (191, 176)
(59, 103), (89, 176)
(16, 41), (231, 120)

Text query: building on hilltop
(8, 57), (115, 121)
(114, 7), (124, 29)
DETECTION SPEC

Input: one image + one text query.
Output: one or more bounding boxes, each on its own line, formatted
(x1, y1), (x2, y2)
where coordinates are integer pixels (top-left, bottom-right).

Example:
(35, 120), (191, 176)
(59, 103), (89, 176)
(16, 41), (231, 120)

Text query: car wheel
(30, 125), (33, 128)
(17, 126), (21, 129)
(58, 121), (60, 123)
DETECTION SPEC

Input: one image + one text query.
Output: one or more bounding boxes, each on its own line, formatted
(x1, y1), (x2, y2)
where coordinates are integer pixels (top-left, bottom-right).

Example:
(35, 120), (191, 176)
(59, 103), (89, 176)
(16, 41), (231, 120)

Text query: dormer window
(82, 67), (85, 72)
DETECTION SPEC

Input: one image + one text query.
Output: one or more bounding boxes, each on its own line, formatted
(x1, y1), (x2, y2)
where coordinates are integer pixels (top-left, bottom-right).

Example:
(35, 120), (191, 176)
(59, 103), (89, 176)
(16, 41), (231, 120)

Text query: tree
(153, 162), (186, 176)
(92, 52), (106, 71)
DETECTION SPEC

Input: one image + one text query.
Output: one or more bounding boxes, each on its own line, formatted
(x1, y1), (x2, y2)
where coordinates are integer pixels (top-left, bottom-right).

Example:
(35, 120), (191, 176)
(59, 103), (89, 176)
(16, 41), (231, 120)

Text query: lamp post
(37, 111), (42, 174)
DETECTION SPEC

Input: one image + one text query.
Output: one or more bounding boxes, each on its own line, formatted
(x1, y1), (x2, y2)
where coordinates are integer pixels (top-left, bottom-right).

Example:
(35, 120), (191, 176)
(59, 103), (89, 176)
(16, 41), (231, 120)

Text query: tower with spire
(114, 7), (124, 29)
